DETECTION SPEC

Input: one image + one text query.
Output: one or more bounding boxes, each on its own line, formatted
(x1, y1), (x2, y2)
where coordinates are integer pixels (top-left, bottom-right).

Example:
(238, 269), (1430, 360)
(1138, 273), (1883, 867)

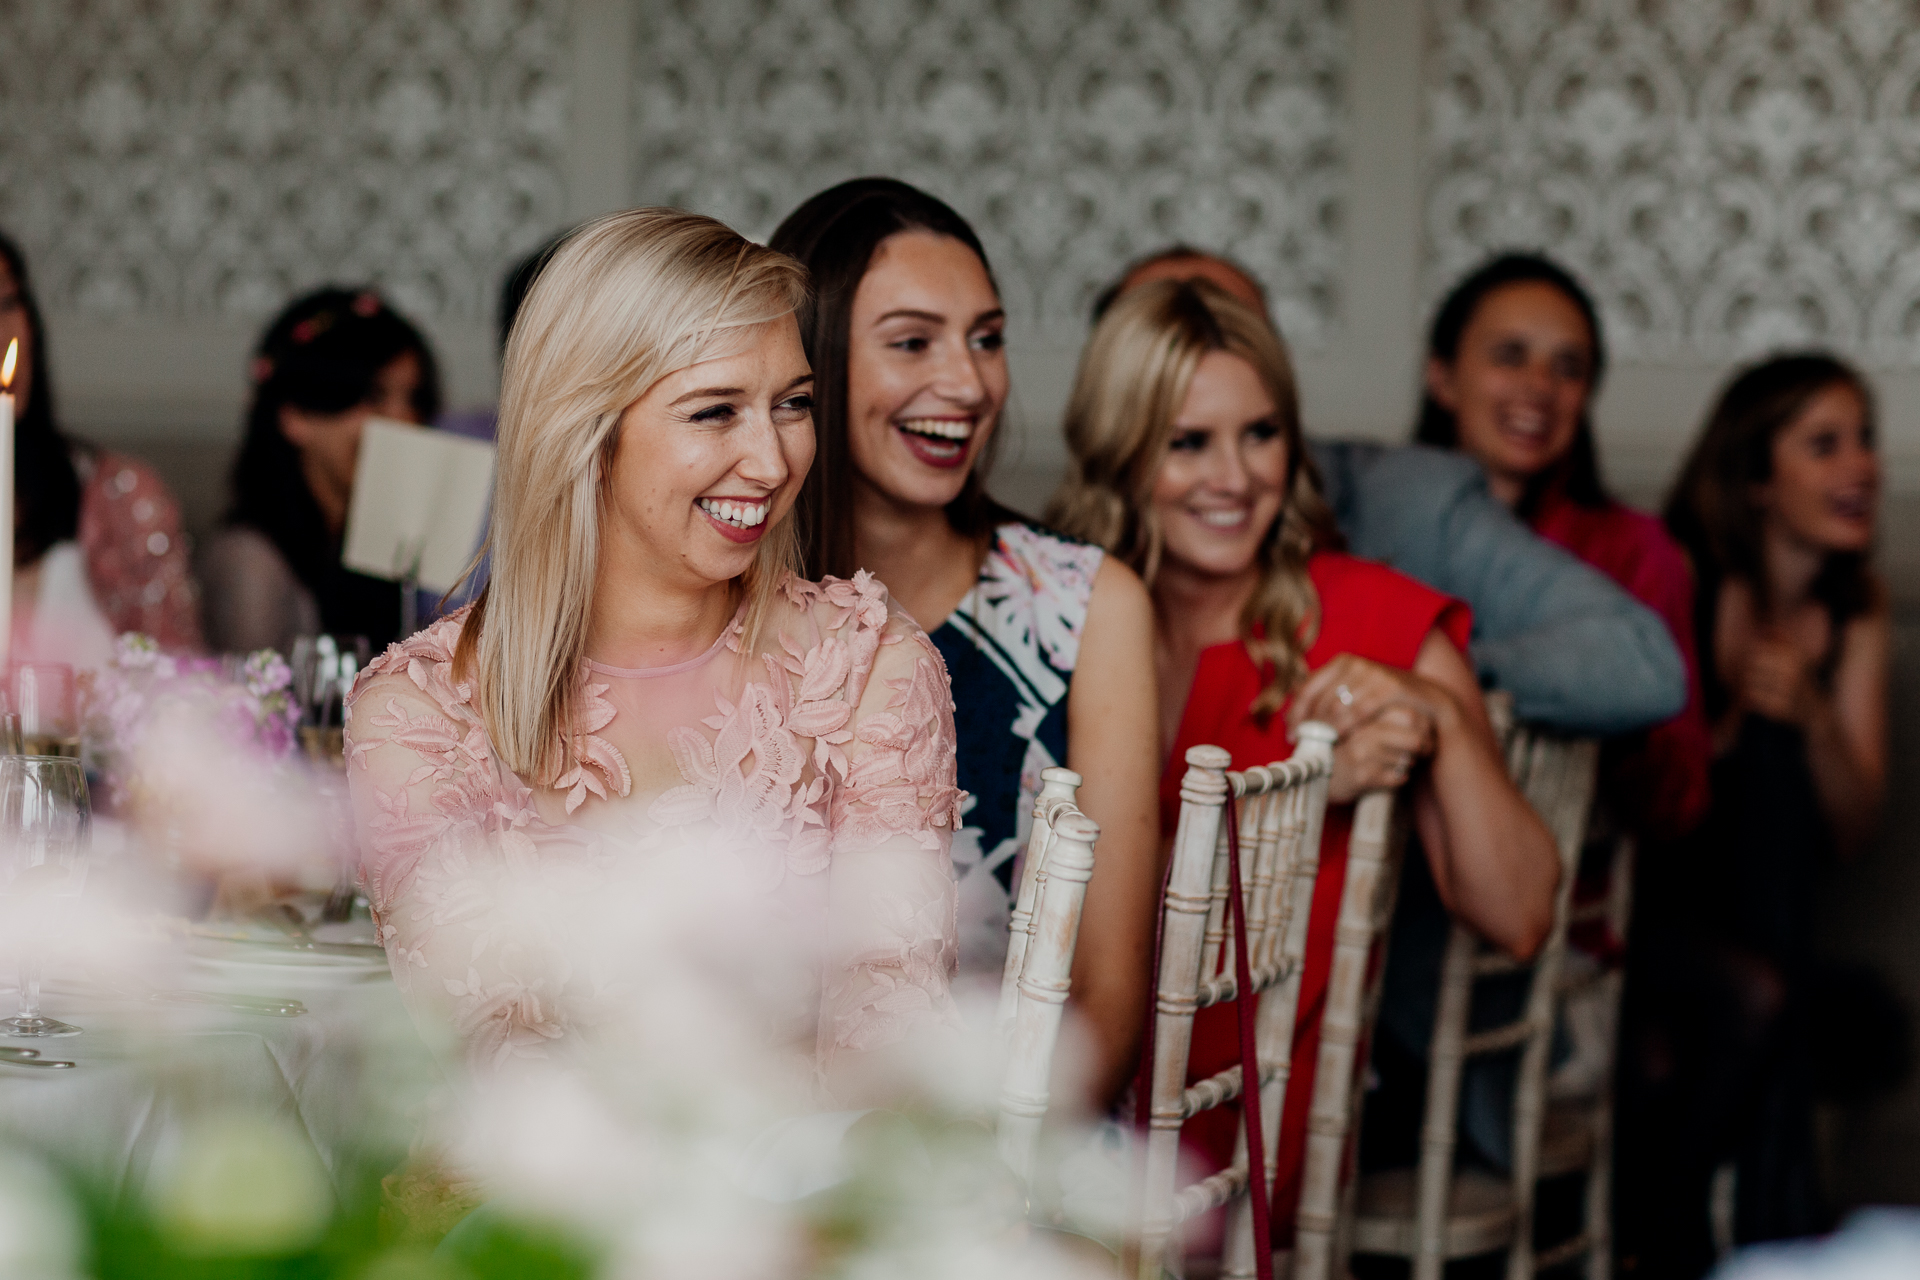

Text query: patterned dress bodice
(929, 521), (1103, 979)
(344, 572), (966, 1101)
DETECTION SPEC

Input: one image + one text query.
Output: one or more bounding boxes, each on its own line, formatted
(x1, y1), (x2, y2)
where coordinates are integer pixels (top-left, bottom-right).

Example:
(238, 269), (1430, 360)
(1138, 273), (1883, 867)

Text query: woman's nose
(734, 410), (791, 487)
(931, 337), (989, 407)
(1205, 438), (1251, 491)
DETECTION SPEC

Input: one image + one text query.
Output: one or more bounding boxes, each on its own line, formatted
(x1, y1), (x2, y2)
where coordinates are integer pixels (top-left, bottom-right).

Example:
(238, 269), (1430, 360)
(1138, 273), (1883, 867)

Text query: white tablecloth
(0, 951), (434, 1199)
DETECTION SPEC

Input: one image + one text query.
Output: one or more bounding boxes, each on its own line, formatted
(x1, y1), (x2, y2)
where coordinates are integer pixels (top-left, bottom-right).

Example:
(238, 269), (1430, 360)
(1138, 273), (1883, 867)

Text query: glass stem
(16, 956), (38, 1021)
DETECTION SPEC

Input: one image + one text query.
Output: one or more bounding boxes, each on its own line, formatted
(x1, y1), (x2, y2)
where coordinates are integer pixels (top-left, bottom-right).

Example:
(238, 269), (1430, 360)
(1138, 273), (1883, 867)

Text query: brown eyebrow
(872, 307), (1007, 329)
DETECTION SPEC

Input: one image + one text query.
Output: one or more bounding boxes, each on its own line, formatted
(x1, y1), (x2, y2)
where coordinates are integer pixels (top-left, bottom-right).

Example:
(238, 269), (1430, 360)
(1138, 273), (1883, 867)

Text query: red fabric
(1157, 551), (1470, 1241)
(1530, 485), (1711, 842)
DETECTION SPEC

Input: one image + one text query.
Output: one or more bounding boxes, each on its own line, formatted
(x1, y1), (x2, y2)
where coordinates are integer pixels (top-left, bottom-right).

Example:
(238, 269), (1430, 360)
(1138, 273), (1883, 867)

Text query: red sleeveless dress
(1159, 551), (1471, 1241)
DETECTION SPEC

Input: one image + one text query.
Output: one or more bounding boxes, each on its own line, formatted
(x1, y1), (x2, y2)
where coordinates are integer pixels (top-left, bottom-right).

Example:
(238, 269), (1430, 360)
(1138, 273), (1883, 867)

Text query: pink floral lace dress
(344, 572), (966, 1102)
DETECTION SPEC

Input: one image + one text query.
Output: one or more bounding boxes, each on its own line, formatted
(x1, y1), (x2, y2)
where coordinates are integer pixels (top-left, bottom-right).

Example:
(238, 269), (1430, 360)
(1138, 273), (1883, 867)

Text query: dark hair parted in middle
(769, 177), (1008, 580)
(1416, 251), (1609, 513)
(229, 286), (442, 645)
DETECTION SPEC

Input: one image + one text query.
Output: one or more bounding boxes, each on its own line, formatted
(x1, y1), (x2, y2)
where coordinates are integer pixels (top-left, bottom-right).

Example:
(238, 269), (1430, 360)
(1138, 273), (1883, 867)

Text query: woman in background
(769, 178), (1161, 1111)
(1618, 354), (1889, 1274)
(1417, 252), (1711, 847)
(1048, 277), (1557, 1241)
(203, 288), (441, 654)
(0, 230), (199, 658)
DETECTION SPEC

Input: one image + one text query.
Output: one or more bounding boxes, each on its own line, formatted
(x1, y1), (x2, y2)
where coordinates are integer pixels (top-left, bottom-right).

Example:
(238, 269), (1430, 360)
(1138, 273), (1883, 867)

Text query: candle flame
(1, 339), (15, 389)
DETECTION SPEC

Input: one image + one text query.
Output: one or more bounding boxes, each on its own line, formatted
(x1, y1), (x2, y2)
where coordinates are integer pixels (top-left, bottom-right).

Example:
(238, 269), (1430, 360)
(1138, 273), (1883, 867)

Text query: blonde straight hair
(453, 208), (809, 785)
(1046, 278), (1337, 717)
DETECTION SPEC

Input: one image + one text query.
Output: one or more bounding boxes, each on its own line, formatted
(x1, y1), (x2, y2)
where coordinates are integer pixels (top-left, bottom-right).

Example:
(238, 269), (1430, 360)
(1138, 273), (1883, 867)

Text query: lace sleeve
(344, 639), (576, 1070)
(816, 611), (966, 1104)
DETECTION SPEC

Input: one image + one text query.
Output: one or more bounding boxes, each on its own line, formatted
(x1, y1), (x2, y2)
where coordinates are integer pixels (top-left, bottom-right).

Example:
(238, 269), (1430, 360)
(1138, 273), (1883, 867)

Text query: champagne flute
(11, 663), (78, 759)
(0, 754), (91, 1037)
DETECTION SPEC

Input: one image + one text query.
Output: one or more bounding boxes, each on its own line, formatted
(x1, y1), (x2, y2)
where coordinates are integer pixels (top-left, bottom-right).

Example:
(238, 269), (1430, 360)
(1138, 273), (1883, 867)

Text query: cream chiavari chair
(1134, 727), (1336, 1280)
(1289, 784), (1414, 1280)
(1348, 716), (1600, 1280)
(997, 766), (1098, 1188)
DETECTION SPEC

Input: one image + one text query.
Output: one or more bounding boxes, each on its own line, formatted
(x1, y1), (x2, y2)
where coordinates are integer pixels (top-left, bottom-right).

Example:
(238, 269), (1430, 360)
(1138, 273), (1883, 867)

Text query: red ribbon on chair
(1224, 791), (1276, 1280)
(1130, 791), (1274, 1280)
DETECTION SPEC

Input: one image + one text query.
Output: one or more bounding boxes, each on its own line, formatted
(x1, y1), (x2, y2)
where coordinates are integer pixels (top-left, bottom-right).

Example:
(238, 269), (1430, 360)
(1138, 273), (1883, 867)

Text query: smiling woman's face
(1150, 349), (1289, 582)
(1760, 380), (1879, 556)
(1427, 279), (1596, 504)
(601, 315), (816, 591)
(844, 230), (1007, 511)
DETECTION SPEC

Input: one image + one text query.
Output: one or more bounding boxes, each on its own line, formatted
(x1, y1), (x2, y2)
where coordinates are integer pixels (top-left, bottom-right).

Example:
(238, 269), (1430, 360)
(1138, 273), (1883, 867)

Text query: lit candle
(0, 337), (17, 670)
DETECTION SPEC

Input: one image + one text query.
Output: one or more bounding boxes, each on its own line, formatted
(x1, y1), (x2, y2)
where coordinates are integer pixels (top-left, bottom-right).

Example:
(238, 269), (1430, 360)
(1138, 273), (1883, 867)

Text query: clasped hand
(1736, 631), (1821, 728)
(1287, 655), (1445, 803)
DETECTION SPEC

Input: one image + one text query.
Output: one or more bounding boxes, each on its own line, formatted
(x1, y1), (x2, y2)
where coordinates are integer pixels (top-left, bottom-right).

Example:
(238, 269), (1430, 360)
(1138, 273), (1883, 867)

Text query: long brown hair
(1047, 278), (1338, 717)
(768, 177), (1009, 580)
(1665, 352), (1877, 712)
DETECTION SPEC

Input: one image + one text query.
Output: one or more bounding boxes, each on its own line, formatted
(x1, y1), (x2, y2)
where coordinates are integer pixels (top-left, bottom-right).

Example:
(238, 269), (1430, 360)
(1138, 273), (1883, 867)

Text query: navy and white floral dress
(930, 520), (1103, 980)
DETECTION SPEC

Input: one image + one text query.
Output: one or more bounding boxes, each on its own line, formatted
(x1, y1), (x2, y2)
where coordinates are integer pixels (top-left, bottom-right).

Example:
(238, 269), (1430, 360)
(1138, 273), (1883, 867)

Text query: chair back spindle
(1133, 726), (1340, 1280)
(997, 803), (1099, 1186)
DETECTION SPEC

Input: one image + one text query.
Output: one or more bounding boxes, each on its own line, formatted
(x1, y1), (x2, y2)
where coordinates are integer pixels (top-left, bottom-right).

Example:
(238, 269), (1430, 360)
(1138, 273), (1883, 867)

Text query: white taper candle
(0, 337), (18, 671)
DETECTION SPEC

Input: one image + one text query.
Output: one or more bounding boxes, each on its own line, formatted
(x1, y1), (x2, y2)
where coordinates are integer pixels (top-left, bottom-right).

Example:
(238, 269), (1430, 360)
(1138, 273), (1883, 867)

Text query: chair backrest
(997, 767), (1097, 1187)
(1135, 726), (1336, 1280)
(1291, 785), (1414, 1280)
(1347, 716), (1600, 1280)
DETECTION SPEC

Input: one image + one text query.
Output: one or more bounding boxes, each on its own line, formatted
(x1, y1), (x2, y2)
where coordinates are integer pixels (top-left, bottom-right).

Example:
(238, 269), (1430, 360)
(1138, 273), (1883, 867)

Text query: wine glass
(0, 754), (91, 1037)
(10, 663), (78, 759)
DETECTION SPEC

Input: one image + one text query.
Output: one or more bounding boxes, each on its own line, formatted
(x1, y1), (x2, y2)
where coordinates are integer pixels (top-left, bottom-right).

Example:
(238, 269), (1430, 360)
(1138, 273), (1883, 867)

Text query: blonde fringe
(1046, 277), (1338, 718)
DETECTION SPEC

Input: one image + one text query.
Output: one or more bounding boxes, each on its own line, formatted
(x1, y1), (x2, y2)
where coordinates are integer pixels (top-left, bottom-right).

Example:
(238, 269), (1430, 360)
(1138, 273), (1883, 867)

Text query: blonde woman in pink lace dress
(344, 210), (965, 1107)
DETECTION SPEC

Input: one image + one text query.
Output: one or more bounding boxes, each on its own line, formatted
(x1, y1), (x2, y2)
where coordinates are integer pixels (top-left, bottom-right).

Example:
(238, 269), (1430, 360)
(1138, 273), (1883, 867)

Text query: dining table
(0, 913), (435, 1202)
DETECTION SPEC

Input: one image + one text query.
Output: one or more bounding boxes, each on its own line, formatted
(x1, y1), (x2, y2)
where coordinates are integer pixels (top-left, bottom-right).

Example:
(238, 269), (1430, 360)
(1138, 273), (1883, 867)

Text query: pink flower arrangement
(86, 634), (302, 796)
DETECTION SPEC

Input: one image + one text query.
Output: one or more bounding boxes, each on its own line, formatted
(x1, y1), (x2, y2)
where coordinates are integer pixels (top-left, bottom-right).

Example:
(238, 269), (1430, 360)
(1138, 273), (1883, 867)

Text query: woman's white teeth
(1197, 509), (1248, 527)
(897, 417), (972, 440)
(699, 498), (767, 528)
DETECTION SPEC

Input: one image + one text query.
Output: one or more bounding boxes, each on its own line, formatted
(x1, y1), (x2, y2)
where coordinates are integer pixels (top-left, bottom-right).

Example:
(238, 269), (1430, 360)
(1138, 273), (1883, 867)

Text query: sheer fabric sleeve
(814, 603), (966, 1104)
(344, 633), (584, 1070)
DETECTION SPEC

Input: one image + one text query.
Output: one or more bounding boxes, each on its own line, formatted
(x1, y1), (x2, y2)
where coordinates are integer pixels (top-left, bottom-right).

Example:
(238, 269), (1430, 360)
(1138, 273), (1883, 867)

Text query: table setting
(0, 635), (439, 1215)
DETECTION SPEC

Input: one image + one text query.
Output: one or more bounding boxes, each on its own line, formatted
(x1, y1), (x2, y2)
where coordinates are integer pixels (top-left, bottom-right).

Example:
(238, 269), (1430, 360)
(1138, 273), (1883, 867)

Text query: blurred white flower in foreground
(1714, 1208), (1920, 1279)
(434, 831), (1109, 1279)
(0, 1147), (82, 1279)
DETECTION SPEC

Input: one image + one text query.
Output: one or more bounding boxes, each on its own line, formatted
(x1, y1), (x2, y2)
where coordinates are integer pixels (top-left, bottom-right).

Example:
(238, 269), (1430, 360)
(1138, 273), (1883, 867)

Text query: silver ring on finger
(1336, 683), (1355, 708)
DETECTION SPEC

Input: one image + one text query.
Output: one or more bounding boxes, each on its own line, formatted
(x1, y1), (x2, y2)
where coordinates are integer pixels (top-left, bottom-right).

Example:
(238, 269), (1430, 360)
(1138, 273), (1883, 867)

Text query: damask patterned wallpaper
(0, 0), (568, 324)
(1427, 0), (1920, 366)
(632, 0), (1349, 345)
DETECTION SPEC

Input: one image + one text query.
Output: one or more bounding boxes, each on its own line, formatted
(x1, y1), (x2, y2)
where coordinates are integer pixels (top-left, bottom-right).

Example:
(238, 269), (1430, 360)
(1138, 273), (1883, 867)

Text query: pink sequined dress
(344, 571), (966, 1102)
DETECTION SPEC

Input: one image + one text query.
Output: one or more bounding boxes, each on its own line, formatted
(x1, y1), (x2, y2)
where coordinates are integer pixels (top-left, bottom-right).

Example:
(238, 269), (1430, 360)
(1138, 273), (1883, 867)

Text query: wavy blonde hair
(1046, 278), (1337, 718)
(453, 208), (809, 784)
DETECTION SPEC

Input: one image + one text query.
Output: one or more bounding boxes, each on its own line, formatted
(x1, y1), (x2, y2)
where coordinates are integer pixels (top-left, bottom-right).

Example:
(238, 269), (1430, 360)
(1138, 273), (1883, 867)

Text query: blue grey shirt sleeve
(1307, 441), (1687, 735)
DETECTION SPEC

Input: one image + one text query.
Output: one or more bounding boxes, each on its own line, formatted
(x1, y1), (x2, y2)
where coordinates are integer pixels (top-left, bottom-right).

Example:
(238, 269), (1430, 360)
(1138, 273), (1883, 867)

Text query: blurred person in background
(0, 230), (200, 659)
(1097, 246), (1687, 739)
(202, 287), (441, 655)
(1049, 276), (1558, 1245)
(1417, 251), (1711, 846)
(770, 178), (1162, 1112)
(1617, 354), (1891, 1274)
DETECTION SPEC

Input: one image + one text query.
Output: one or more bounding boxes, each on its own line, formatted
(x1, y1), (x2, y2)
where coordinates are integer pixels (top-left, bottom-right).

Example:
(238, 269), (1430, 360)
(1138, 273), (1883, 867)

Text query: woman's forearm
(1424, 698), (1559, 959)
(1801, 700), (1884, 854)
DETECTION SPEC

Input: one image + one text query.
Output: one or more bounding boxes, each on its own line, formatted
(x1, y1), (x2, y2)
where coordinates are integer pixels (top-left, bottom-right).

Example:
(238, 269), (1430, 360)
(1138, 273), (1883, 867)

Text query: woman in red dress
(1047, 277), (1559, 1241)
(1416, 252), (1710, 846)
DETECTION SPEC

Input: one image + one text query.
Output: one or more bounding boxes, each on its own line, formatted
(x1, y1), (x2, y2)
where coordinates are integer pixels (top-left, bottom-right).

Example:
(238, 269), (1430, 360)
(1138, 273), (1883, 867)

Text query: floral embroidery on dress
(344, 571), (964, 1086)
